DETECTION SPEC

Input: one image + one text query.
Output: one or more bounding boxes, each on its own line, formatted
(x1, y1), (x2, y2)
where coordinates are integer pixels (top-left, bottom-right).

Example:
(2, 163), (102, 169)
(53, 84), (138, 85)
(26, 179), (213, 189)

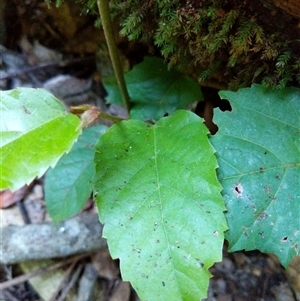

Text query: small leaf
(70, 104), (101, 128)
(93, 110), (227, 301)
(0, 88), (81, 191)
(103, 57), (203, 121)
(45, 125), (107, 222)
(210, 84), (300, 267)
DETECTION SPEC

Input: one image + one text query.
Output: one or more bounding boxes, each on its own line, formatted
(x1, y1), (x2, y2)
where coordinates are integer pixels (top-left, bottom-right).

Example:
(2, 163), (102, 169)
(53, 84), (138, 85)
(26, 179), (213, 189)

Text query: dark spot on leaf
(22, 105), (31, 114)
(264, 151), (267, 155)
(242, 226), (249, 238)
(162, 281), (165, 287)
(258, 212), (267, 220)
(276, 174), (280, 180)
(259, 167), (264, 173)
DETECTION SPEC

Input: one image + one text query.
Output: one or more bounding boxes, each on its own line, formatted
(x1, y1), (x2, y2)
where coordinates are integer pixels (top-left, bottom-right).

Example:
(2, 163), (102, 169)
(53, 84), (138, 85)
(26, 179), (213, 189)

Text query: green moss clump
(50, 0), (300, 89)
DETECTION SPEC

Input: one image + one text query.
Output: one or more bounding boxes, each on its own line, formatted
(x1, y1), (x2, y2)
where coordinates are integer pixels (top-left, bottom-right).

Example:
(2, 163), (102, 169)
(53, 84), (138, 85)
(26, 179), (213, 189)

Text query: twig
(2, 289), (21, 301)
(76, 263), (99, 301)
(57, 264), (84, 301)
(0, 253), (91, 290)
(1, 213), (106, 264)
(16, 199), (31, 224)
(97, 0), (131, 113)
(48, 258), (81, 301)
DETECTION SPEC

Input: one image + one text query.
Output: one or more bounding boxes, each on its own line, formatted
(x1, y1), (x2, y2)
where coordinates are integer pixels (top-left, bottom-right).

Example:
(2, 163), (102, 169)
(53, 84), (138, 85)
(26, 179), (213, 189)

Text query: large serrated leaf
(0, 88), (81, 191)
(45, 125), (107, 222)
(93, 110), (227, 301)
(103, 57), (203, 121)
(210, 84), (300, 267)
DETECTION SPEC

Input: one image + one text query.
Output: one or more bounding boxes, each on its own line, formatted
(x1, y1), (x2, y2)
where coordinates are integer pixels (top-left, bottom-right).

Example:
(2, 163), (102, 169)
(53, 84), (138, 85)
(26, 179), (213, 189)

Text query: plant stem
(97, 0), (131, 113)
(100, 111), (125, 123)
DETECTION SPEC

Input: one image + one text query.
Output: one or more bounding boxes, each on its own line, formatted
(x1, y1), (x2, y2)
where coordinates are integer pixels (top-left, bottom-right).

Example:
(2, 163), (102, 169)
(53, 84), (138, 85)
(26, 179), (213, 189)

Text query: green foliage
(45, 125), (107, 222)
(103, 57), (203, 121)
(3, 0), (300, 300)
(1, 60), (299, 300)
(211, 84), (300, 267)
(0, 88), (81, 191)
(93, 110), (227, 301)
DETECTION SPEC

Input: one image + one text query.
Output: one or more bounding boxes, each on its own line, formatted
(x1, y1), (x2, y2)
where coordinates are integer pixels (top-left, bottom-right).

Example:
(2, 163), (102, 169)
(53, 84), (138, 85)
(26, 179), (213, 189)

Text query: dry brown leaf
(109, 281), (131, 301)
(285, 255), (300, 298)
(0, 186), (28, 208)
(92, 249), (120, 280)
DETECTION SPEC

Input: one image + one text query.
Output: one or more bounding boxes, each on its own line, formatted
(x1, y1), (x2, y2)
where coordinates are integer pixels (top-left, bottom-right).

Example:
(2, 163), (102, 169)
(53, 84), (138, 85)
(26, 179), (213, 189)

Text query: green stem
(99, 111), (125, 123)
(97, 0), (131, 113)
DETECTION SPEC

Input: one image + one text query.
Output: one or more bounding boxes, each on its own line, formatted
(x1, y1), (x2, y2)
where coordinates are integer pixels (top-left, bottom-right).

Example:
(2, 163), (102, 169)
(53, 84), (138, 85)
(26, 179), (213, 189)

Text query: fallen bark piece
(1, 213), (106, 264)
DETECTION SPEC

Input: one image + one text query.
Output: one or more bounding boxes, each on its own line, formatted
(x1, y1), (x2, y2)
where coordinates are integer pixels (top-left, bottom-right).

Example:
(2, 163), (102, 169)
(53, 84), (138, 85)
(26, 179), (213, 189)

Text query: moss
(49, 0), (300, 89)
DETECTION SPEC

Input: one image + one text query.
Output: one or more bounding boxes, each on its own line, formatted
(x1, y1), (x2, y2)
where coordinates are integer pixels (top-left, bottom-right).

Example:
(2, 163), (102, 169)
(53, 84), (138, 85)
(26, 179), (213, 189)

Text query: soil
(0, 1), (299, 301)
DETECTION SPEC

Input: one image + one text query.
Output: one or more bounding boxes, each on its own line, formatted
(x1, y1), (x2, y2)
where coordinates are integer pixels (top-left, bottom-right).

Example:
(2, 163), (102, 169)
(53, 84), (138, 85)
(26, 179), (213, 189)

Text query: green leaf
(45, 125), (107, 223)
(210, 84), (300, 267)
(103, 57), (203, 121)
(93, 110), (227, 301)
(0, 88), (81, 191)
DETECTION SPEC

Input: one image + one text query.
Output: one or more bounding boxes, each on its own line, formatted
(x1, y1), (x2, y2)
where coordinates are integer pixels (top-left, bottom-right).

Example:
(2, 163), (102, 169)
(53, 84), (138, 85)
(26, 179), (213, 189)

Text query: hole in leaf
(280, 236), (288, 243)
(233, 183), (243, 197)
